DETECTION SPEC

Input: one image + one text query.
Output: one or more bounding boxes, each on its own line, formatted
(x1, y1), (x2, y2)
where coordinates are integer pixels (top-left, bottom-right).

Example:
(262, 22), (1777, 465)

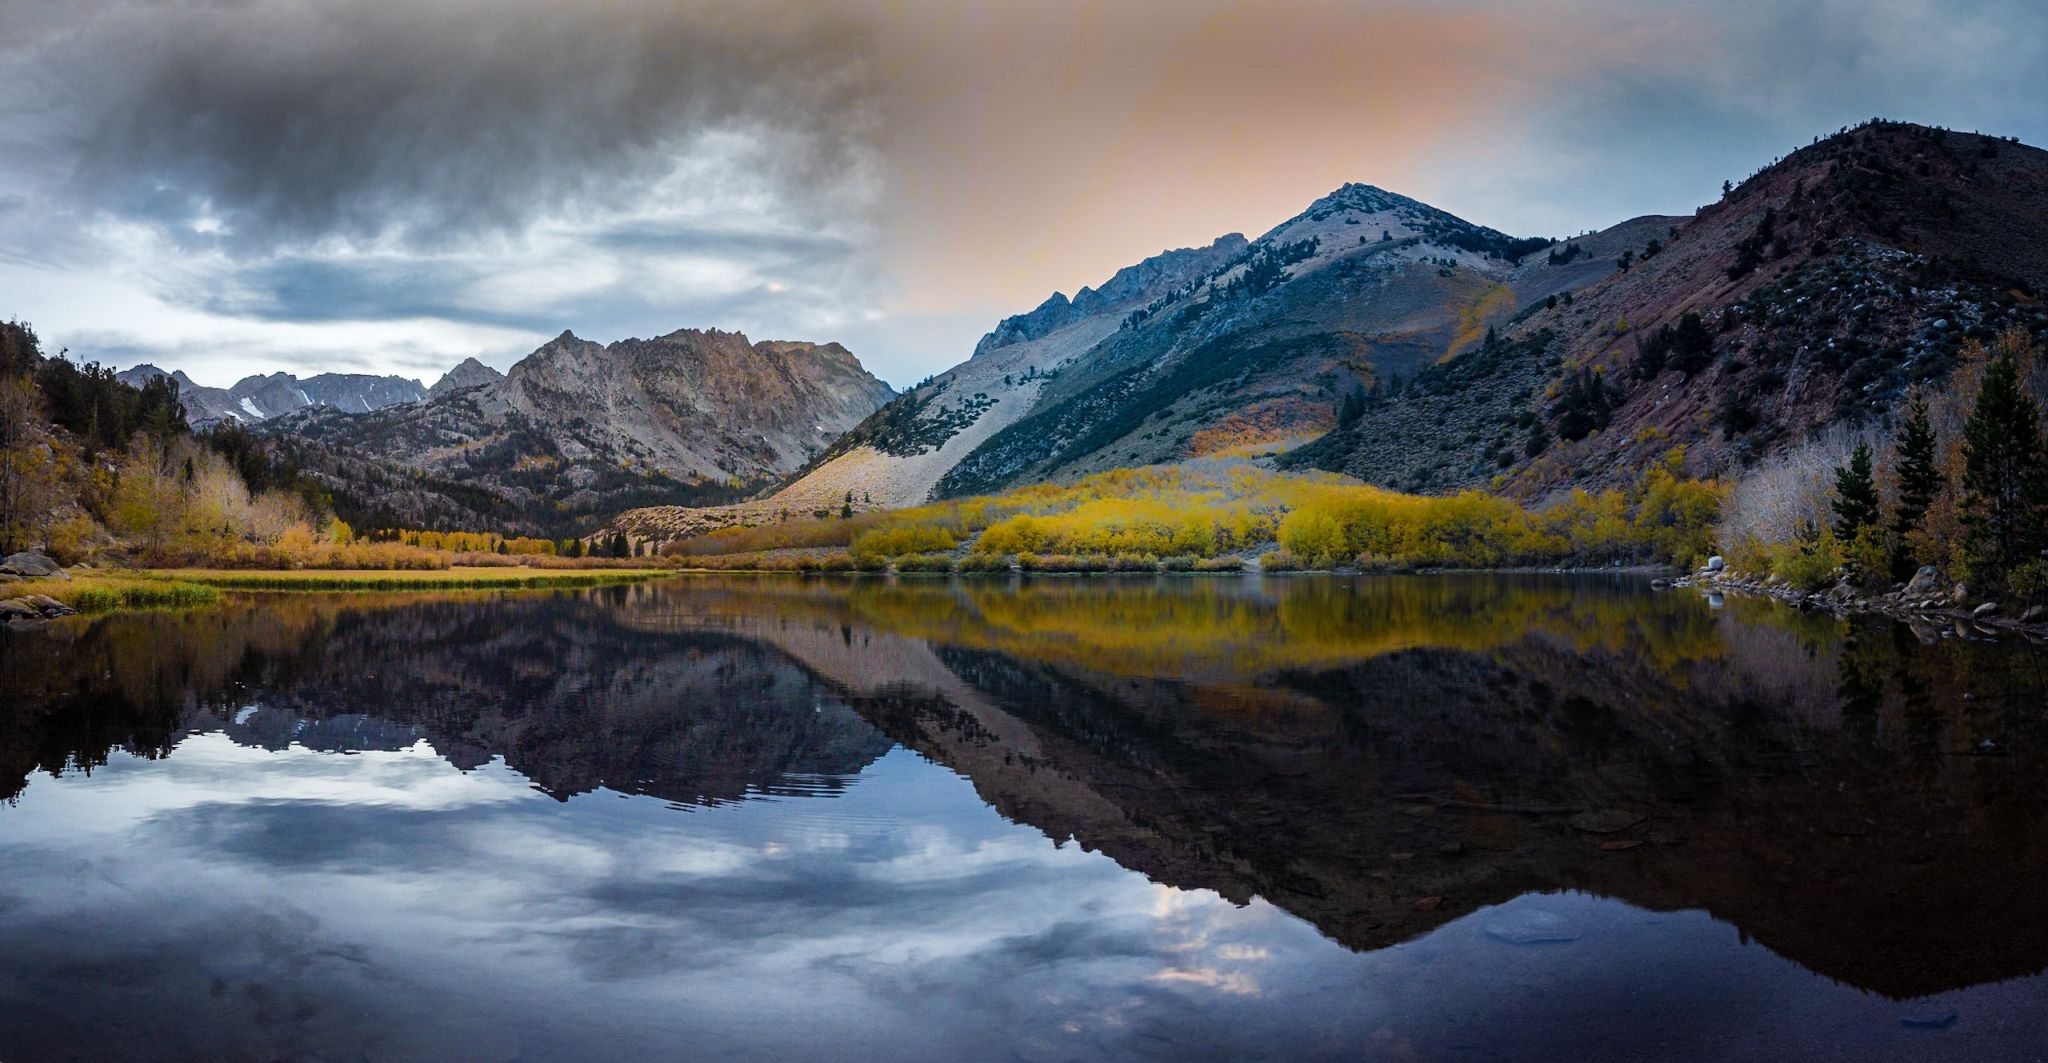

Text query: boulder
(0, 551), (64, 579)
(1904, 566), (1946, 596)
(21, 593), (72, 616)
(1949, 583), (1971, 606)
(2023, 605), (2046, 624)
(0, 598), (39, 620)
(1973, 602), (2000, 618)
(1704, 555), (1726, 572)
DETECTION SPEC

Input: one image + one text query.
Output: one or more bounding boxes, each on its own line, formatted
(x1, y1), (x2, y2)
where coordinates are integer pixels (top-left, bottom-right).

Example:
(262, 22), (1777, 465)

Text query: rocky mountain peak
(1303, 182), (1412, 217)
(428, 356), (505, 399)
(971, 234), (1251, 358)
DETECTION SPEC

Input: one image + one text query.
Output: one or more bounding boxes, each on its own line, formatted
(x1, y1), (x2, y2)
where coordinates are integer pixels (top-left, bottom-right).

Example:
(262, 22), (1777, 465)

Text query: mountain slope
(1296, 120), (2048, 497)
(764, 235), (1251, 510)
(271, 328), (894, 525)
(741, 186), (1657, 515)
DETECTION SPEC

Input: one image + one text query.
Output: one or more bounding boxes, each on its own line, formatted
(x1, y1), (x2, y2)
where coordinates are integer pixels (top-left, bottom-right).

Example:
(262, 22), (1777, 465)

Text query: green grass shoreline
(160, 568), (669, 592)
(4, 567), (673, 616)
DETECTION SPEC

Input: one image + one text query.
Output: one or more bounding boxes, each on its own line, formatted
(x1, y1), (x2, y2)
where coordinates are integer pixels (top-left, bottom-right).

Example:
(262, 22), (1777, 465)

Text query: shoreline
(1668, 569), (2048, 641)
(15, 562), (2043, 645)
(1, 566), (676, 626)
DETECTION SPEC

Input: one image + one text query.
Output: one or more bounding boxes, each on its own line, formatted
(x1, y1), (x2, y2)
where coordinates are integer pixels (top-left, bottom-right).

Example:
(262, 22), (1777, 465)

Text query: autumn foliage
(663, 459), (1724, 573)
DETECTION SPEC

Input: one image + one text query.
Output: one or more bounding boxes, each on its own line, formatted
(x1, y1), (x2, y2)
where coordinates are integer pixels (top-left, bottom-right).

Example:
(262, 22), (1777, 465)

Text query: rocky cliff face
(273, 328), (894, 528)
(497, 329), (892, 477)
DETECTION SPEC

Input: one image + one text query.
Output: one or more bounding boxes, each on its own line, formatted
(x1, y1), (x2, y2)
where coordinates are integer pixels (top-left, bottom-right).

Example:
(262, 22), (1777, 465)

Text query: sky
(3, 0), (2047, 390)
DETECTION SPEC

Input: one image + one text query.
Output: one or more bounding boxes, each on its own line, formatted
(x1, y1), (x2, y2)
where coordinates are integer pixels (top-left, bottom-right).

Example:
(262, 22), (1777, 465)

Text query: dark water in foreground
(2, 574), (2047, 1062)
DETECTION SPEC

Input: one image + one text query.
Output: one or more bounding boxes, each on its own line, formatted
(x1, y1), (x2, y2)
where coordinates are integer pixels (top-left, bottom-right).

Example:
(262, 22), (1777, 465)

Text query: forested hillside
(1, 319), (374, 562)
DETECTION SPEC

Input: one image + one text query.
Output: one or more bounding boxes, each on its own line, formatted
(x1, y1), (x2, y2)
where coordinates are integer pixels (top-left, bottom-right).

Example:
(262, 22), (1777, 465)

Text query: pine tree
(1670, 312), (1714, 374)
(1889, 395), (1939, 576)
(1960, 353), (2048, 586)
(1831, 442), (1880, 540)
(1336, 387), (1365, 430)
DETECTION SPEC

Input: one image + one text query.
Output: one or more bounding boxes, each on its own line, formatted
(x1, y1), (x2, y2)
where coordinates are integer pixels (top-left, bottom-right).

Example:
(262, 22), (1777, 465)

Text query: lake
(2, 574), (2046, 1062)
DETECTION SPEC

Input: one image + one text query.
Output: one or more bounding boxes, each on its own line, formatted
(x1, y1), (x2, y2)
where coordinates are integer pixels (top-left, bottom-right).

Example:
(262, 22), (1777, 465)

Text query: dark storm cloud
(33, 0), (879, 252)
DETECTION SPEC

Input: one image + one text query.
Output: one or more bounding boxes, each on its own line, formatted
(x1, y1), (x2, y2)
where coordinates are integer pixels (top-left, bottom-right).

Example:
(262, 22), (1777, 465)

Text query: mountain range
(247, 329), (893, 530)
(614, 119), (2048, 541)
(114, 365), (439, 424)
(117, 120), (2048, 539)
(756, 184), (1665, 514)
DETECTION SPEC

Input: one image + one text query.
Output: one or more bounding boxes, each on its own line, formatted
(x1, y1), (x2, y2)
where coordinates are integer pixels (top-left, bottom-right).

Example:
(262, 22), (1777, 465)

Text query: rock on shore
(0, 552), (80, 626)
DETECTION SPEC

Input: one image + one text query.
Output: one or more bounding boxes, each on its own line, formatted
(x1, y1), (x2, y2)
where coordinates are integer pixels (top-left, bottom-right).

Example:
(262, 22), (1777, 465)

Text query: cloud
(1421, 0), (2048, 237)
(0, 0), (895, 383)
(5, 0), (2048, 387)
(873, 0), (2048, 323)
(26, 0), (877, 252)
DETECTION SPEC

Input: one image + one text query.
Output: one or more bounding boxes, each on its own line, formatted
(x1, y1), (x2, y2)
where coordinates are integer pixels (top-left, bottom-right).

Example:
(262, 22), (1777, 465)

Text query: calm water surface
(2, 574), (2046, 1062)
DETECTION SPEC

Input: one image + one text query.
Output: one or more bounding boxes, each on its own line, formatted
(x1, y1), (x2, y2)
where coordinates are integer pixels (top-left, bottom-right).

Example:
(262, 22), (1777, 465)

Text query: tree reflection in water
(3, 573), (2047, 1016)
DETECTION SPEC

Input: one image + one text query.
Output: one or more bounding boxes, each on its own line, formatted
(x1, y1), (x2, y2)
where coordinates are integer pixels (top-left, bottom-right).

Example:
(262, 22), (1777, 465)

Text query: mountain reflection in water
(1, 574), (2045, 1062)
